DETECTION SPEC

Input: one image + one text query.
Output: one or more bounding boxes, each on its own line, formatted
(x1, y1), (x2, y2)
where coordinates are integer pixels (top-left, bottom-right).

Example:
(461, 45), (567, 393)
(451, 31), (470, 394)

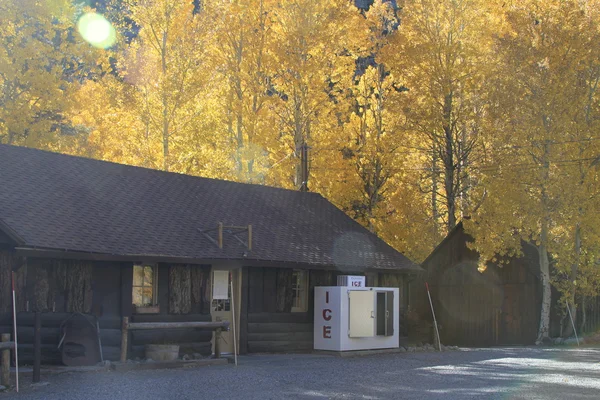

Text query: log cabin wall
(0, 256), (123, 364)
(0, 255), (214, 364)
(242, 267), (412, 353)
(128, 263), (212, 359)
(244, 267), (335, 353)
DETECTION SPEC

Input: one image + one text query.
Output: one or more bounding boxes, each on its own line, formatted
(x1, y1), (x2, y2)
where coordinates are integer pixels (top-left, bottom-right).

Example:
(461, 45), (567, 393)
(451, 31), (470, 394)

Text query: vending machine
(314, 276), (399, 351)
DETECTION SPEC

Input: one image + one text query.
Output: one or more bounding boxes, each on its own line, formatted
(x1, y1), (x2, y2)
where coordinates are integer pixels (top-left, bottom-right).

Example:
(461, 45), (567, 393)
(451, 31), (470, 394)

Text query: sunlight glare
(77, 13), (116, 49)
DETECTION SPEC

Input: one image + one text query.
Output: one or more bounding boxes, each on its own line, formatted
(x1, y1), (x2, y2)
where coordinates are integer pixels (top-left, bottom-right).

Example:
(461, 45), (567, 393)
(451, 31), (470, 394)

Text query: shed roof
(0, 145), (419, 272)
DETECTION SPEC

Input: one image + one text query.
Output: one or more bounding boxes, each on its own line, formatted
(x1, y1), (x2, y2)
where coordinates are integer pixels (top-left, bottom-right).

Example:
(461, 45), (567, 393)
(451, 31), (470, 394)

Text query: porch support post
(33, 312), (41, 383)
(1, 334), (10, 387)
(214, 328), (221, 359)
(120, 317), (129, 363)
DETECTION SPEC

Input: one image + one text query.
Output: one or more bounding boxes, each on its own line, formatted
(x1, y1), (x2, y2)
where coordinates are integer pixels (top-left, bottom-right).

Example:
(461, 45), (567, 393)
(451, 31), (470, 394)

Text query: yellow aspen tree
(206, 0), (276, 183)
(0, 0), (97, 148)
(118, 0), (229, 174)
(329, 1), (406, 233)
(382, 0), (500, 234)
(69, 72), (160, 167)
(467, 0), (600, 342)
(267, 0), (368, 190)
(544, 0), (600, 336)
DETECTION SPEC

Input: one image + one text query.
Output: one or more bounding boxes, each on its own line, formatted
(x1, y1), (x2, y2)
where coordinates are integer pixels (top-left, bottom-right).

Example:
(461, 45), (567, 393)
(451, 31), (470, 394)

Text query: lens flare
(77, 13), (116, 49)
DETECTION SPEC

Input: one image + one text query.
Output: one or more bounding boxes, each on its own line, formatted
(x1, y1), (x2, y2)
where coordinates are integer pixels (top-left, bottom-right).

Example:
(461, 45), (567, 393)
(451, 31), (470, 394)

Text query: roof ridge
(0, 144), (325, 197)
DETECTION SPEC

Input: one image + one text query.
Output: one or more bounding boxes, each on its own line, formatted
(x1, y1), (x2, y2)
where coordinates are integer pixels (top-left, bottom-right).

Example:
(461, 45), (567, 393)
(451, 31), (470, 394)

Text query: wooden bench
(120, 317), (230, 362)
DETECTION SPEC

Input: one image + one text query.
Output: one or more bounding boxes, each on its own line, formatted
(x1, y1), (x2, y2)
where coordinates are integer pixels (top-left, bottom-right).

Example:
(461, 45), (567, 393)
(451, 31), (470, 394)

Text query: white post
(230, 272), (238, 366)
(426, 282), (442, 352)
(566, 302), (579, 346)
(11, 272), (19, 392)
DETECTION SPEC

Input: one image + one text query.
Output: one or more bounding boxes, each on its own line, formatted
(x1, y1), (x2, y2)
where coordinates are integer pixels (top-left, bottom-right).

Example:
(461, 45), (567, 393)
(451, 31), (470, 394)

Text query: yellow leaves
(0, 0), (102, 148)
(4, 0), (600, 294)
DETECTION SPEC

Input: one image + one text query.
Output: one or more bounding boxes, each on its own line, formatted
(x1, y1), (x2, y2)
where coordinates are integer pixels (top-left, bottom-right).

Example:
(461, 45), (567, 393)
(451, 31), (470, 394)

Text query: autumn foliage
(2, 0), (600, 341)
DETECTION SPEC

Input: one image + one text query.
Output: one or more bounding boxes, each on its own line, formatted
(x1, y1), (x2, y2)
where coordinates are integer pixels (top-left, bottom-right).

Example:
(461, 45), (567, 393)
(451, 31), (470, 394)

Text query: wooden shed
(421, 222), (543, 346)
(0, 145), (420, 364)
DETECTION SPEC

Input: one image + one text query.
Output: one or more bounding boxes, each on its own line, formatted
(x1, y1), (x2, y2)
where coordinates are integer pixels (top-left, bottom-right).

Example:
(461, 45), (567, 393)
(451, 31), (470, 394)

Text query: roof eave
(14, 246), (422, 273)
(0, 217), (26, 246)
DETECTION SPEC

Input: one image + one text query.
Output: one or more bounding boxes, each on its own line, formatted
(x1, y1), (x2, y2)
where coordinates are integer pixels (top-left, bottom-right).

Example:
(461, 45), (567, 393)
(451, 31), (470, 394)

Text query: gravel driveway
(1, 347), (599, 399)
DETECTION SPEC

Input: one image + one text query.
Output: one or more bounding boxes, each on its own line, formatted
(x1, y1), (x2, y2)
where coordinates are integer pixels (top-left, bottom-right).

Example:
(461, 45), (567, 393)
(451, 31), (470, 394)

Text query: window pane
(291, 270), (308, 311)
(144, 266), (154, 286)
(133, 265), (144, 286)
(142, 287), (153, 306)
(132, 287), (143, 307)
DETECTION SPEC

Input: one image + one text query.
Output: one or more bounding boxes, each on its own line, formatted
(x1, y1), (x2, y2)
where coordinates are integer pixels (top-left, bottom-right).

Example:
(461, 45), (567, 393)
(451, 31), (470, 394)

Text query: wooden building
(421, 222), (545, 346)
(0, 145), (420, 364)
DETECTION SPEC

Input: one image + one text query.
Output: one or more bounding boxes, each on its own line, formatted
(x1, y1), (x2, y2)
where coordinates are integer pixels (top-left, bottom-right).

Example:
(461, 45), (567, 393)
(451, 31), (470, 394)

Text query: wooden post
(1, 334), (10, 388)
(120, 317), (129, 363)
(33, 312), (41, 383)
(247, 225), (252, 251)
(214, 328), (221, 359)
(218, 222), (223, 249)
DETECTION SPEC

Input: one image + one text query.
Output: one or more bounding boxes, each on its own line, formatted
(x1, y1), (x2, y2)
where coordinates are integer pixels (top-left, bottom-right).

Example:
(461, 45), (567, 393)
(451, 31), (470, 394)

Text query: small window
(291, 270), (309, 312)
(132, 264), (158, 308)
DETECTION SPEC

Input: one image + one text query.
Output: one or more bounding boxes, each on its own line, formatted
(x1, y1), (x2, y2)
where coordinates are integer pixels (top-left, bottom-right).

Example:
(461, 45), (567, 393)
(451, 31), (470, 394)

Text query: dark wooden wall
(243, 267), (334, 353)
(422, 225), (544, 346)
(0, 312), (121, 364)
(125, 263), (213, 359)
(377, 272), (411, 337)
(0, 256), (214, 364)
(0, 258), (125, 364)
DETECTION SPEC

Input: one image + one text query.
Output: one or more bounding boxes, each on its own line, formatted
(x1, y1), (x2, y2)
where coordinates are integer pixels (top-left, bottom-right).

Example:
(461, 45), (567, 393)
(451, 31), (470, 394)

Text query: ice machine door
(385, 291), (394, 336)
(376, 291), (394, 336)
(348, 290), (375, 337)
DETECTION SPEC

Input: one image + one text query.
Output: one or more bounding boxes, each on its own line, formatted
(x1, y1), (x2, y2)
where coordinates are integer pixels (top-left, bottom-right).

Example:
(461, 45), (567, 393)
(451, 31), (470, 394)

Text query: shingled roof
(0, 145), (419, 272)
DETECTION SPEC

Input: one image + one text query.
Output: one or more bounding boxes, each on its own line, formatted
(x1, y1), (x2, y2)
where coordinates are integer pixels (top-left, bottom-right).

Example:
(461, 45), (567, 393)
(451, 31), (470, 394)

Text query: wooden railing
(120, 317), (230, 362)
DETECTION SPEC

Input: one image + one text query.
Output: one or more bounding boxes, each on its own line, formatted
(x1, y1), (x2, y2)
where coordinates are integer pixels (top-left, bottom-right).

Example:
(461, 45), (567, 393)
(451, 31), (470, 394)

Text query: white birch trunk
(536, 222), (551, 344)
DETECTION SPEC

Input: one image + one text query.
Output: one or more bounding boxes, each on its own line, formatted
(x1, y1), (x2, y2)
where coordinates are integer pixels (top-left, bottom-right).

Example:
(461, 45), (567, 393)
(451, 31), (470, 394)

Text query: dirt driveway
(2, 347), (599, 399)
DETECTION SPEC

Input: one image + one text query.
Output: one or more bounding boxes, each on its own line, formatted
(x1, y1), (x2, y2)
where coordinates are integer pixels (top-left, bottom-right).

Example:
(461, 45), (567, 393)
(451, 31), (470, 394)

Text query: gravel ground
(1, 347), (599, 399)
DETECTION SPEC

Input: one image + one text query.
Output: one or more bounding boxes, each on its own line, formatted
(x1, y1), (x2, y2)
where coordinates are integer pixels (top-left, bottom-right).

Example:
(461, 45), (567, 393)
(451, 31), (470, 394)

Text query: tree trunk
(536, 141), (552, 344)
(442, 92), (456, 231)
(161, 29), (170, 172)
(536, 222), (551, 344)
(580, 296), (587, 333)
(563, 223), (581, 338)
(431, 144), (440, 247)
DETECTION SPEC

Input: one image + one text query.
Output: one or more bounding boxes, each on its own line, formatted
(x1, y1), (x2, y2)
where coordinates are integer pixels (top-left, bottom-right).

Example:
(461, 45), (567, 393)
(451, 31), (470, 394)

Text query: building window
(132, 264), (158, 308)
(291, 270), (308, 312)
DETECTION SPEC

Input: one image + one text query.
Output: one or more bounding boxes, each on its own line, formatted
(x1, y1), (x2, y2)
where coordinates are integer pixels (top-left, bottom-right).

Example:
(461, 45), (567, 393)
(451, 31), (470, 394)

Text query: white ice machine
(313, 284), (399, 351)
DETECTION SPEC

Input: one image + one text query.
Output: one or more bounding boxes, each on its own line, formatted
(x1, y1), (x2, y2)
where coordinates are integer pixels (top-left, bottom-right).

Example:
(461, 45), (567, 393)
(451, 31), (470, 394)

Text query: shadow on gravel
(3, 348), (600, 400)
